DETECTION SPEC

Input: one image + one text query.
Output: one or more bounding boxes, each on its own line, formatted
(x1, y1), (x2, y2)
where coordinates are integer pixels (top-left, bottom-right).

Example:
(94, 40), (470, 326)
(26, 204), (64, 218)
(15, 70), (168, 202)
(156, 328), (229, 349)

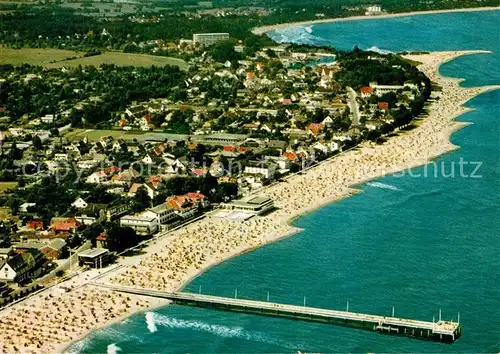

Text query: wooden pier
(93, 283), (461, 343)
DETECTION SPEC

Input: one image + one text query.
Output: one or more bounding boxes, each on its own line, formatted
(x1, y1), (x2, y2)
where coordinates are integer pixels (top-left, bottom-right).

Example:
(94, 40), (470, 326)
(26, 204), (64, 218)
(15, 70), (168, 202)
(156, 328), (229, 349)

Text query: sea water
(69, 10), (500, 353)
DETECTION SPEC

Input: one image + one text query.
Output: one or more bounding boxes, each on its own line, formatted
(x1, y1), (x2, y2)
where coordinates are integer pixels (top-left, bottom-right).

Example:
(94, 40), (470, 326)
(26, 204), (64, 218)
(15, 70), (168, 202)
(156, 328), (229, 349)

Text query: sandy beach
(252, 7), (500, 35)
(0, 50), (498, 353)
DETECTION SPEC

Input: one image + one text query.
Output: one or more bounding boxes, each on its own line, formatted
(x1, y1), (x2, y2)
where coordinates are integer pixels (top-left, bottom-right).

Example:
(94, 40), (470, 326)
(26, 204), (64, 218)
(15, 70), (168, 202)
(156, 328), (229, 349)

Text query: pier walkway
(92, 283), (461, 343)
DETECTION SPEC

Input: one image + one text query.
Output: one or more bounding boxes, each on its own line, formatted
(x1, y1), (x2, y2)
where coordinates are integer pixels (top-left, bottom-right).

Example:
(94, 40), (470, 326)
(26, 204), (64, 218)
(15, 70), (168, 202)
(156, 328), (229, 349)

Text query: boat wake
(366, 182), (399, 191)
(147, 312), (301, 349)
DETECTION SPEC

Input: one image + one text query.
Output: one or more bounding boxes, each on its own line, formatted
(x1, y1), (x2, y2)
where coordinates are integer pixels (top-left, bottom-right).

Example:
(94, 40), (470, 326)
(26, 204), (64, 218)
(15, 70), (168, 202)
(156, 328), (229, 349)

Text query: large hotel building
(193, 33), (230, 46)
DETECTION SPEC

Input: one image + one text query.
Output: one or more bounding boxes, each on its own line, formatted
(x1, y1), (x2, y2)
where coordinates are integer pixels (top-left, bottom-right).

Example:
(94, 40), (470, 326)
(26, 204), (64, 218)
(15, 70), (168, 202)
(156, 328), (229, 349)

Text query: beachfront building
(78, 248), (111, 268)
(166, 192), (208, 220)
(368, 82), (418, 96)
(120, 214), (158, 236)
(244, 161), (277, 180)
(143, 204), (177, 225)
(222, 196), (275, 216)
(193, 33), (230, 46)
(365, 4), (382, 15)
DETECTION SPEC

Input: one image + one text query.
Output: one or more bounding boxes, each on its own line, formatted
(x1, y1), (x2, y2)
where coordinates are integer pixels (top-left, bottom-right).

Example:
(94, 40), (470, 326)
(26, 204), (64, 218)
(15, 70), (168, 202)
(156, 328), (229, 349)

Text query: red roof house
(307, 123), (325, 136)
(360, 86), (374, 97)
(378, 102), (389, 110)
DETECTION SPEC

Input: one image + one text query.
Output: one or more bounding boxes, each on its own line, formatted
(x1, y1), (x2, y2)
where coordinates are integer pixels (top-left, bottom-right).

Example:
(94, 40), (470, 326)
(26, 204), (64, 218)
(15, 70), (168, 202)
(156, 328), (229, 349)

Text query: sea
(68, 10), (500, 353)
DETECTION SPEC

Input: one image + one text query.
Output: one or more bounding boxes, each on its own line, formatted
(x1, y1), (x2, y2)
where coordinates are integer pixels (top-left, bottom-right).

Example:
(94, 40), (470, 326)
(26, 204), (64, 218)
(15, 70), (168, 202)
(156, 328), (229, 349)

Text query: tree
(32, 135), (42, 150)
(105, 222), (139, 252)
(82, 223), (104, 247)
(132, 186), (151, 212)
(8, 143), (22, 160)
(208, 40), (241, 63)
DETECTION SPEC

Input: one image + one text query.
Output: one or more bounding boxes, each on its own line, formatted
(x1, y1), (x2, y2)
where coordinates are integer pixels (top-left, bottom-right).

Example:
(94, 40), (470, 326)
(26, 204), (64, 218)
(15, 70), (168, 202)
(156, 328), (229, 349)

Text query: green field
(0, 181), (17, 194)
(0, 48), (188, 69)
(0, 48), (84, 66)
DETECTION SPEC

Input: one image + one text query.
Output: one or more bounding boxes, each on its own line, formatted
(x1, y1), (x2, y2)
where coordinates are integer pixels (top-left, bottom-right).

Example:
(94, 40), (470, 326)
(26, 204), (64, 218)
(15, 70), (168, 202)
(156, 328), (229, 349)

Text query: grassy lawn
(0, 181), (17, 194)
(0, 207), (12, 221)
(65, 128), (149, 142)
(0, 48), (188, 70)
(0, 48), (84, 66)
(47, 52), (188, 70)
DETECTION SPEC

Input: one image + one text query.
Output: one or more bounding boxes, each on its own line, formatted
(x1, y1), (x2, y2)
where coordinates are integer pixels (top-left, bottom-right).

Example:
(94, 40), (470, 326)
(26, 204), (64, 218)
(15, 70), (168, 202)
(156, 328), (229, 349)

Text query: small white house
(71, 197), (88, 209)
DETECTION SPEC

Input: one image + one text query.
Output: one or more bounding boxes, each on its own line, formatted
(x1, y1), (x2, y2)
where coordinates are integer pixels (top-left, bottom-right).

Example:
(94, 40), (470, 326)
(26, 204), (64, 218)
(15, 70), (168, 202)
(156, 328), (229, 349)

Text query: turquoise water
(70, 10), (500, 353)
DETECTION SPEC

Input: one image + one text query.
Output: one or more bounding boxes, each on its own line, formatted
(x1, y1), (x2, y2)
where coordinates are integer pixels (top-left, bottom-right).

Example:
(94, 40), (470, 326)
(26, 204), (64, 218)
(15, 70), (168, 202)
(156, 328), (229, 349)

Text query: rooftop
(78, 248), (109, 259)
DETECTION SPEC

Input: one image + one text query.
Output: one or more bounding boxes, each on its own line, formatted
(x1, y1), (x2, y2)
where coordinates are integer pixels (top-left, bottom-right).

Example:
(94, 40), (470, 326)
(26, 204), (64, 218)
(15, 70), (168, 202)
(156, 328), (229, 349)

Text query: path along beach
(0, 51), (498, 353)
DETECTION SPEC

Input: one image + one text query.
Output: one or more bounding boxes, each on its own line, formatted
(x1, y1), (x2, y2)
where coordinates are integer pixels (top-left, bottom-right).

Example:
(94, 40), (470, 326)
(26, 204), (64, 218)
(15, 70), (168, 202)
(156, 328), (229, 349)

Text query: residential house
(111, 169), (141, 185)
(360, 86), (374, 98)
(307, 123), (326, 137)
(129, 183), (155, 199)
(0, 249), (46, 283)
(0, 247), (14, 260)
(125, 105), (147, 119)
(86, 166), (120, 184)
(40, 238), (67, 260)
(75, 202), (128, 225)
(71, 197), (88, 209)
(40, 114), (56, 124)
(378, 101), (389, 111)
(49, 217), (80, 235)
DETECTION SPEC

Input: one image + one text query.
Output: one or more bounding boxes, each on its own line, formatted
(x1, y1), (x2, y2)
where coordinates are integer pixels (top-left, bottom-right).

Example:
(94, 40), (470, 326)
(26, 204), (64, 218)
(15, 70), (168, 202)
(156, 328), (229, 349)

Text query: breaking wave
(107, 343), (121, 354)
(365, 46), (394, 54)
(145, 312), (157, 333)
(148, 312), (300, 349)
(366, 182), (399, 191)
(66, 337), (91, 354)
(269, 25), (326, 45)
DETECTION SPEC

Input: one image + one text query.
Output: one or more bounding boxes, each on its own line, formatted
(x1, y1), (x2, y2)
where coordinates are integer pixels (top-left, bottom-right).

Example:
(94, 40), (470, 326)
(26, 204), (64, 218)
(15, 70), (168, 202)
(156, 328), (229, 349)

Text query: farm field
(0, 48), (188, 69)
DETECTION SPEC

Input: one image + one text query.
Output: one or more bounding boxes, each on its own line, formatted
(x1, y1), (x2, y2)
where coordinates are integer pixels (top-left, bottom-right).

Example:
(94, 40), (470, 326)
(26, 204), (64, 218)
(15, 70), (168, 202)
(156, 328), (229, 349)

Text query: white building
(193, 33), (230, 46)
(222, 196), (275, 216)
(41, 114), (56, 124)
(365, 4), (382, 15)
(86, 171), (108, 184)
(143, 204), (177, 225)
(71, 197), (88, 209)
(244, 161), (277, 180)
(120, 214), (158, 235)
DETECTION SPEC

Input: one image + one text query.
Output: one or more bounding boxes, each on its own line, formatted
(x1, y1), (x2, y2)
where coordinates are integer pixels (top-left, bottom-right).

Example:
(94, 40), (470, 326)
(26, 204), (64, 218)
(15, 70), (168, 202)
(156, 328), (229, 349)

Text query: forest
(1, 0), (496, 53)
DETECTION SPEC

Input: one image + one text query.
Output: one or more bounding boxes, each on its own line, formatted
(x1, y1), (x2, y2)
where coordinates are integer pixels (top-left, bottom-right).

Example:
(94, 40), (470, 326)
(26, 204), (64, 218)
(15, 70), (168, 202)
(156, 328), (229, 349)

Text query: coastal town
(0, 31), (431, 301)
(0, 0), (498, 351)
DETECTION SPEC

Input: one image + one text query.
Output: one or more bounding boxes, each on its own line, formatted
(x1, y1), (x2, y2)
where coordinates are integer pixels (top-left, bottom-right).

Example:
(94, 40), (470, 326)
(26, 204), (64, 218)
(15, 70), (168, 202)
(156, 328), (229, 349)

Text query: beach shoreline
(252, 6), (500, 35)
(0, 50), (498, 353)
